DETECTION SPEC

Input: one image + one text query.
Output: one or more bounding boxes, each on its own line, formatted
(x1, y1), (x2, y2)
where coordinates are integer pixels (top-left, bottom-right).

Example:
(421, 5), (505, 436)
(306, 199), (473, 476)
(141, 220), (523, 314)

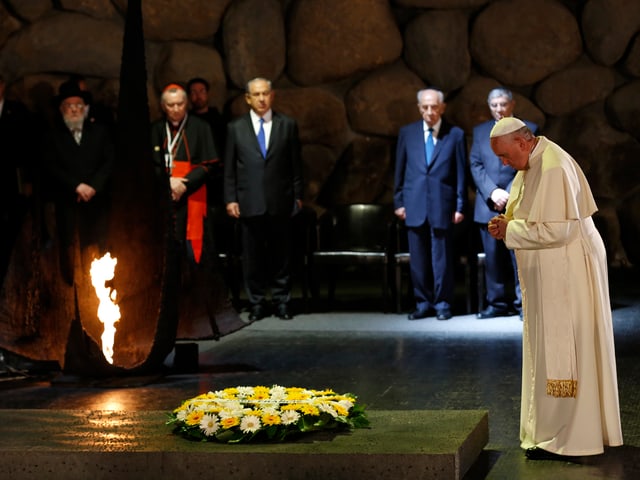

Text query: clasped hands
(75, 183), (96, 202)
(170, 176), (188, 202)
(488, 214), (509, 240)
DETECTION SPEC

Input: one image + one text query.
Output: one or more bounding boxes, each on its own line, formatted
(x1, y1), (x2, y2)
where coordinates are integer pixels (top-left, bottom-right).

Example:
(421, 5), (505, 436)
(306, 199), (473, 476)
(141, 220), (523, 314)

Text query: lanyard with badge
(164, 114), (188, 174)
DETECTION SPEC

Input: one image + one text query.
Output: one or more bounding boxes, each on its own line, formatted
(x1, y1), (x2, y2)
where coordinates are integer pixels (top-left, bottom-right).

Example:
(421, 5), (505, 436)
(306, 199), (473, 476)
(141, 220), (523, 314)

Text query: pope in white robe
(487, 117), (623, 458)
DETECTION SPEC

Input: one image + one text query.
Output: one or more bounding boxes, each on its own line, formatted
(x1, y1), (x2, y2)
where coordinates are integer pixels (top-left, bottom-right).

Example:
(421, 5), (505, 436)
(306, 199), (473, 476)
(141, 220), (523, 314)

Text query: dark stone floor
(1, 267), (638, 479)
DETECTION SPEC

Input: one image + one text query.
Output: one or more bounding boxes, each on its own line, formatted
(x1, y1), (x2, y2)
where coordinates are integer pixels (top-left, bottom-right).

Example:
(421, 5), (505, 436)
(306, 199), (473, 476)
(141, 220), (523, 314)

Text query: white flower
(240, 415), (261, 434)
(337, 399), (354, 411)
(318, 402), (338, 417)
(269, 385), (287, 401)
(237, 386), (254, 397)
(176, 410), (188, 422)
(199, 414), (219, 436)
(217, 399), (243, 414)
(280, 410), (300, 425)
(259, 403), (279, 414)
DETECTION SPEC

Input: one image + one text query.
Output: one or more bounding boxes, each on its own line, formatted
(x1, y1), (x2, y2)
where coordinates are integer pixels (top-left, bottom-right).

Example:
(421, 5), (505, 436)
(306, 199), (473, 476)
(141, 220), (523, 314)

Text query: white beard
(64, 117), (84, 131)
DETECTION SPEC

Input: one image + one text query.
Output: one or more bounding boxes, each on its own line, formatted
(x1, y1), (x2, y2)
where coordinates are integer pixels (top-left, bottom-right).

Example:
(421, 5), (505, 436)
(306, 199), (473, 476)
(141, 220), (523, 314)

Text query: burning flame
(90, 253), (120, 364)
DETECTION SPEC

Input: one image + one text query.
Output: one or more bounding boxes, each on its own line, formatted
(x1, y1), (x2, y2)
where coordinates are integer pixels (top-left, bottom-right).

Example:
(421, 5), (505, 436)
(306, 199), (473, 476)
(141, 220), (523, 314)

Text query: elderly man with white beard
(43, 80), (114, 284)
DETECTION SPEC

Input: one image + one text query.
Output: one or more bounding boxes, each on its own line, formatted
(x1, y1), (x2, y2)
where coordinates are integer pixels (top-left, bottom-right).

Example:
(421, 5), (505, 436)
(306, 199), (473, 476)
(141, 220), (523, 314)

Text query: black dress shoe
(436, 308), (452, 320)
(525, 447), (571, 461)
(476, 306), (510, 319)
(275, 303), (293, 320)
(408, 309), (429, 320)
(249, 304), (267, 321)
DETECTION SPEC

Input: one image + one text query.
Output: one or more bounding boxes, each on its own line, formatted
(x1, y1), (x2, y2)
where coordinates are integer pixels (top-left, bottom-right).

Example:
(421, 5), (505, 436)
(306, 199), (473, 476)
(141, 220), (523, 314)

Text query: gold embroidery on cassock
(546, 379), (578, 398)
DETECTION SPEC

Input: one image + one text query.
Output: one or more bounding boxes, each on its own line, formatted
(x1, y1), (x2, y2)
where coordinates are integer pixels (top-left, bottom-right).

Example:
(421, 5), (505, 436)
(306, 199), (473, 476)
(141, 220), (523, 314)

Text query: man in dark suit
(224, 78), (303, 321)
(394, 88), (467, 321)
(44, 80), (114, 284)
(470, 87), (538, 319)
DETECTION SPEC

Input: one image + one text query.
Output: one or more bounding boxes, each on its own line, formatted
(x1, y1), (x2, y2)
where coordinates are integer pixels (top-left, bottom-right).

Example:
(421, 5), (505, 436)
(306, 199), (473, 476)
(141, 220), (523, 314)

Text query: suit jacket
(44, 118), (114, 203)
(224, 111), (302, 217)
(470, 119), (538, 223)
(394, 119), (467, 230)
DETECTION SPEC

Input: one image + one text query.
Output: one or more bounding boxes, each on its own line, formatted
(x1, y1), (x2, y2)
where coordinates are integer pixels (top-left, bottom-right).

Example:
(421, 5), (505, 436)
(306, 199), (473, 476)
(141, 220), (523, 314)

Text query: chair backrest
(318, 204), (394, 252)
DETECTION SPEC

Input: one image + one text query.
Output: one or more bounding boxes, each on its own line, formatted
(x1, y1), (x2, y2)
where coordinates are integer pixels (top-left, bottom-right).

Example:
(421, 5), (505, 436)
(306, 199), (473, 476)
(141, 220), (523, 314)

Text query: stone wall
(1, 0), (639, 265)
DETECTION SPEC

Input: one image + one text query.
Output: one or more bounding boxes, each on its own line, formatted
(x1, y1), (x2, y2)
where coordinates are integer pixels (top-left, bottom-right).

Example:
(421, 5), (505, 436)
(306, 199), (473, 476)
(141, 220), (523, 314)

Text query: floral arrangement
(167, 385), (369, 443)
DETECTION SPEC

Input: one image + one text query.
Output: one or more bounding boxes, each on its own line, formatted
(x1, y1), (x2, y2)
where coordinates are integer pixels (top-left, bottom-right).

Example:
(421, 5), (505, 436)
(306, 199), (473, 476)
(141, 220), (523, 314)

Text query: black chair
(290, 206), (318, 312)
(391, 218), (412, 314)
(311, 203), (394, 311)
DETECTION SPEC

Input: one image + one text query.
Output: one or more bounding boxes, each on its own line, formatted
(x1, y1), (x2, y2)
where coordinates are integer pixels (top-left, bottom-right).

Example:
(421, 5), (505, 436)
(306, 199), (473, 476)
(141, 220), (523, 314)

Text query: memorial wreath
(167, 385), (369, 443)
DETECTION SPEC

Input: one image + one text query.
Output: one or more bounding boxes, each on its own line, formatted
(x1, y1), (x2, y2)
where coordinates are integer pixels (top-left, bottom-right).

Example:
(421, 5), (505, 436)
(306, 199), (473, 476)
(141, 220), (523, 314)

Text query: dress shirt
(423, 118), (442, 146)
(250, 109), (273, 151)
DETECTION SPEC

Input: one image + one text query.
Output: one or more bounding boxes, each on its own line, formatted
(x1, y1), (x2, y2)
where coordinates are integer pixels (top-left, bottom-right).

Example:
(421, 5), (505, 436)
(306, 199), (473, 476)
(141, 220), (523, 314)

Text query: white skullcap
(489, 117), (527, 138)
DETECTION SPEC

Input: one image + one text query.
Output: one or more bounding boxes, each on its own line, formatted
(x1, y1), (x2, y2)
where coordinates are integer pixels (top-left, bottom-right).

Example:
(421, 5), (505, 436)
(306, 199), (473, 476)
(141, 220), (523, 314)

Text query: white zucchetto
(489, 117), (527, 138)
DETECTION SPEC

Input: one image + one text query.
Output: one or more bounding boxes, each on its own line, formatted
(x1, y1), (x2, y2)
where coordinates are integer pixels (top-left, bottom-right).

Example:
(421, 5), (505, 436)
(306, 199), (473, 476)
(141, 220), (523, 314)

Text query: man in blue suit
(394, 88), (467, 320)
(470, 87), (538, 319)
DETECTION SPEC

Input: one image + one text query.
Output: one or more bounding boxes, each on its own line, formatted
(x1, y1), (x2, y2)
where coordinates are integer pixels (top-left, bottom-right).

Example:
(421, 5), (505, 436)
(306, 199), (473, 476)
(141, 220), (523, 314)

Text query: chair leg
(382, 263), (389, 313)
(395, 262), (402, 313)
(328, 270), (336, 309)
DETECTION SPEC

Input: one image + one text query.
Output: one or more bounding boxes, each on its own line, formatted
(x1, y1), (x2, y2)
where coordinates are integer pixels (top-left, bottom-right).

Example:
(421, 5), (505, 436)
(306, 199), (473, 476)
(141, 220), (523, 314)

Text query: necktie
(257, 117), (267, 158)
(72, 129), (82, 145)
(425, 127), (434, 166)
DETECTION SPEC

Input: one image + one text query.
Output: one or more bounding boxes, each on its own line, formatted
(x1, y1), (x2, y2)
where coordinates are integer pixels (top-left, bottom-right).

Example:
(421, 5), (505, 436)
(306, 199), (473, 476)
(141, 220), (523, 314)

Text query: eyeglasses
(62, 102), (85, 110)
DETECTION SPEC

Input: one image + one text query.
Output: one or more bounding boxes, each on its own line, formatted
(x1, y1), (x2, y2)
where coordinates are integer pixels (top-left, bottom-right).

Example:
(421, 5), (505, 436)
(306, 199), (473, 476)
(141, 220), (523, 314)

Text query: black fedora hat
(55, 80), (91, 106)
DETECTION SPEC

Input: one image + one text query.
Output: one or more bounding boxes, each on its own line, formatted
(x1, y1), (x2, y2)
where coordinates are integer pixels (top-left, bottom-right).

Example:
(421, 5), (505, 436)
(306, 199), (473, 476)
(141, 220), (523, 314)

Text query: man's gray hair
(487, 87), (513, 104)
(417, 88), (444, 103)
(160, 85), (187, 104)
(246, 77), (272, 93)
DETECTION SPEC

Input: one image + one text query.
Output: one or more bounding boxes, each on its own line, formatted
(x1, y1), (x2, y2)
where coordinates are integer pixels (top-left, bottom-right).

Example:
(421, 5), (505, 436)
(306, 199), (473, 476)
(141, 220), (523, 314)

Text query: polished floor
(1, 267), (639, 479)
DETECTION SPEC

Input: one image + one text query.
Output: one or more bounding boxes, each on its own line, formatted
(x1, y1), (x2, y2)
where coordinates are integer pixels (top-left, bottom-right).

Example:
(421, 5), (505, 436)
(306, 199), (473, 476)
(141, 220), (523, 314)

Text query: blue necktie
(425, 127), (434, 166)
(257, 117), (267, 158)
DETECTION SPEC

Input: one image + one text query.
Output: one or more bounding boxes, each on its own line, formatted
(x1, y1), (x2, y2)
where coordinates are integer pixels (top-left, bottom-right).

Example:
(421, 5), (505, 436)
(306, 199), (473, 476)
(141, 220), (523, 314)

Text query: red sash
(172, 161), (207, 263)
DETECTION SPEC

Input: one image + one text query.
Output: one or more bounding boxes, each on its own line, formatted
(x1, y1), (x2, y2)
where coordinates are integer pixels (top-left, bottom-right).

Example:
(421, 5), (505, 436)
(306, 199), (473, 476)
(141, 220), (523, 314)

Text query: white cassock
(504, 136), (623, 456)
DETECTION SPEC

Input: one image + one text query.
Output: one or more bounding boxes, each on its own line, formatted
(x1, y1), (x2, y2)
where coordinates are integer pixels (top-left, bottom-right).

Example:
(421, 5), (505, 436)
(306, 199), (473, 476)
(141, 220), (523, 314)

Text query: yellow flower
(262, 413), (282, 426)
(286, 390), (311, 401)
(334, 404), (348, 416)
(220, 416), (240, 429)
(221, 388), (239, 399)
(299, 404), (320, 416)
(173, 401), (189, 413)
(185, 410), (205, 426)
(280, 404), (299, 411)
(250, 386), (271, 401)
(313, 389), (335, 396)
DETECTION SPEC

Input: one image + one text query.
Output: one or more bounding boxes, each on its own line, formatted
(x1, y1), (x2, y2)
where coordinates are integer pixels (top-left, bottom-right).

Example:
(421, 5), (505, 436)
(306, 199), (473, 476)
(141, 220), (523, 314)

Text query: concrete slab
(0, 409), (488, 479)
